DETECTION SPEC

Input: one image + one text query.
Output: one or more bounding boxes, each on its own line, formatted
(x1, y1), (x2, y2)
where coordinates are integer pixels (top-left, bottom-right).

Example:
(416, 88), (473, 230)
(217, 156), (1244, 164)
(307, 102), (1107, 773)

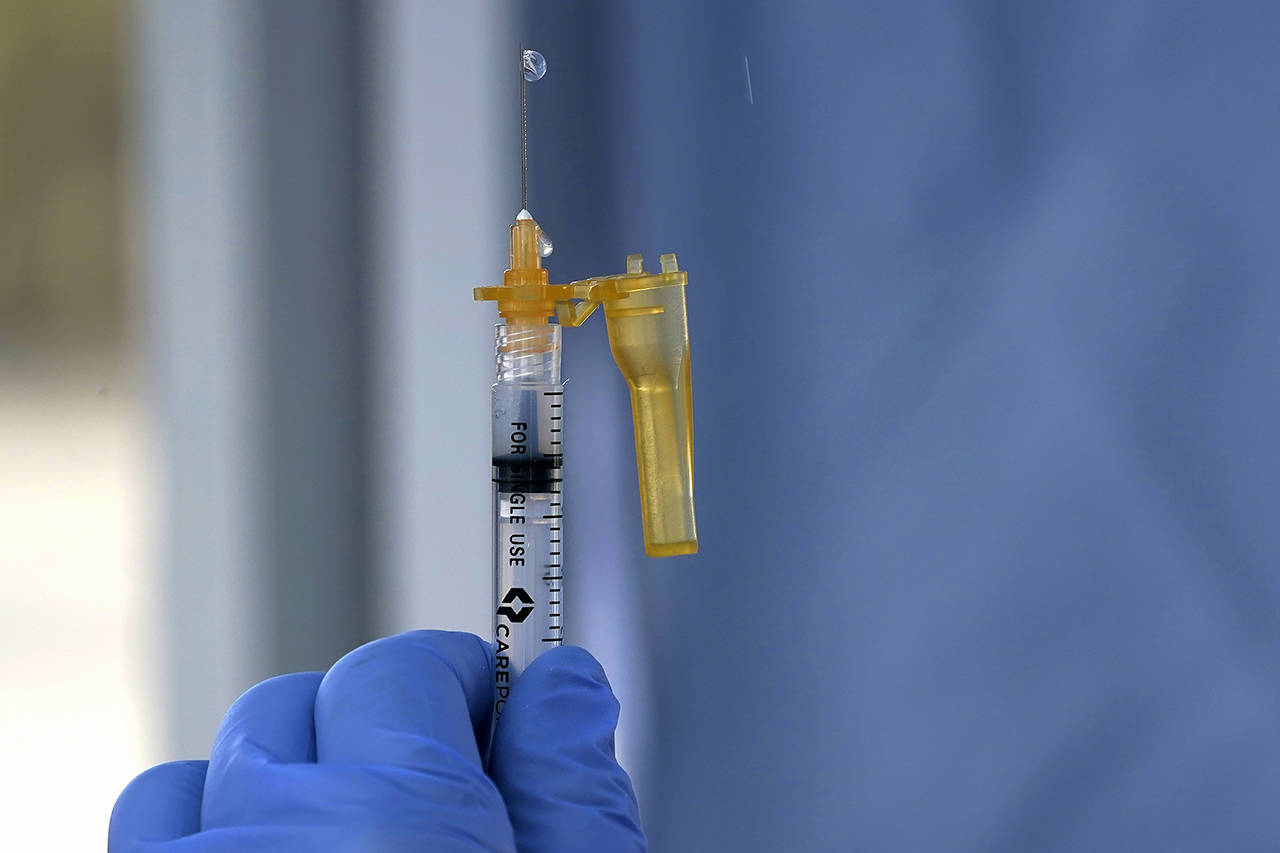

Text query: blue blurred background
(2, 1), (1278, 849)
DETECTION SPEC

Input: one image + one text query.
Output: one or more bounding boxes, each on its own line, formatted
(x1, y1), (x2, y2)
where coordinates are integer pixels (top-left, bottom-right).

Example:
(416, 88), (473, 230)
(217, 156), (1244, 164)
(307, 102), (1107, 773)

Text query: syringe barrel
(491, 323), (563, 722)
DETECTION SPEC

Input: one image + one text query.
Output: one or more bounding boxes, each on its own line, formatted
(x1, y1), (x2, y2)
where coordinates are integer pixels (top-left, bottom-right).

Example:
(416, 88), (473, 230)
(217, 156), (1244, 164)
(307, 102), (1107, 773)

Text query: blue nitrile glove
(108, 630), (645, 852)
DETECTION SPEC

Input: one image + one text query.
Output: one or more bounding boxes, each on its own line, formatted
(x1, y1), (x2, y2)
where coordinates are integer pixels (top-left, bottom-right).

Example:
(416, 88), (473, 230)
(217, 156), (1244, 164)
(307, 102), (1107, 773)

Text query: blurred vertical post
(366, 0), (510, 639)
(136, 0), (375, 756)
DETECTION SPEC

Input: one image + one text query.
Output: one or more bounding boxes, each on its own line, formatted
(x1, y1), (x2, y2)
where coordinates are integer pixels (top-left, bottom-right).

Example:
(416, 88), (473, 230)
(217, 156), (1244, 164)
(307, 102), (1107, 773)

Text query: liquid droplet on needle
(522, 49), (547, 82)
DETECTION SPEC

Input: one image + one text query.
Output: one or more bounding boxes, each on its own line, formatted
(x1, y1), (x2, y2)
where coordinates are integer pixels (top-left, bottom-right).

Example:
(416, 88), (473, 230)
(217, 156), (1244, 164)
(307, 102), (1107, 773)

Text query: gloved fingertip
(522, 644), (612, 690)
(109, 760), (207, 850)
(499, 645), (620, 748)
(315, 629), (497, 772)
(489, 647), (645, 852)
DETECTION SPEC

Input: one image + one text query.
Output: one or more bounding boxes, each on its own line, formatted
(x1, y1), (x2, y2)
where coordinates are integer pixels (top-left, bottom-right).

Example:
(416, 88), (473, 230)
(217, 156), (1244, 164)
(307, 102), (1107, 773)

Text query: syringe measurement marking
(545, 520), (561, 640)
(542, 392), (564, 647)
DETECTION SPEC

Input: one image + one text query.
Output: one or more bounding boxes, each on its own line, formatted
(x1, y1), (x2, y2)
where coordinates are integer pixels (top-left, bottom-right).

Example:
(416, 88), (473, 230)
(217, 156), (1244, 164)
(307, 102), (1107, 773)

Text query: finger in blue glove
(490, 644), (647, 853)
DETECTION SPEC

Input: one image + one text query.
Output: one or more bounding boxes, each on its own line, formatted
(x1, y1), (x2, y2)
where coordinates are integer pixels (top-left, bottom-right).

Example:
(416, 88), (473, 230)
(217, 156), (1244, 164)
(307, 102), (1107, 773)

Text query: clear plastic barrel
(491, 323), (563, 721)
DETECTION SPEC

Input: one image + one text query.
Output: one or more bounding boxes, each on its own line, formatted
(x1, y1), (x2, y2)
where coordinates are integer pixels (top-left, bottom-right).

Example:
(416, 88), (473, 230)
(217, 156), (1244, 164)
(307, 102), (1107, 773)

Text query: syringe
(476, 49), (698, 723)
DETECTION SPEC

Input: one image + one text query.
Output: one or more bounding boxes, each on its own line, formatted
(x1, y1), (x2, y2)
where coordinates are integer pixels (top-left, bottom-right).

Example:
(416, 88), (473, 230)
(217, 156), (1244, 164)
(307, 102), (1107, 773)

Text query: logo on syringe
(497, 587), (534, 623)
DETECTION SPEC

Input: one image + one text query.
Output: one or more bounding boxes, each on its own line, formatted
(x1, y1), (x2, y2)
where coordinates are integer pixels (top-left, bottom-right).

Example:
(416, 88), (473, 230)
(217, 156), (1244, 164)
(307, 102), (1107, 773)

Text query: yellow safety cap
(476, 214), (697, 557)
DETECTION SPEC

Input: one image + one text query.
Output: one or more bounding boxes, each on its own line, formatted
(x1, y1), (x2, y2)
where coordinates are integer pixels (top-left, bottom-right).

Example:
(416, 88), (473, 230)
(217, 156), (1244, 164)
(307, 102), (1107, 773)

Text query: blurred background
(1, 0), (153, 848)
(4, 1), (1280, 850)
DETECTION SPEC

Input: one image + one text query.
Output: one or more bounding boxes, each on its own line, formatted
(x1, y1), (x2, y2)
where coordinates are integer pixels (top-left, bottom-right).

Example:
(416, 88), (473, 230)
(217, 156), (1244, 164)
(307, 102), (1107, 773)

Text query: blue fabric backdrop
(525, 2), (1280, 849)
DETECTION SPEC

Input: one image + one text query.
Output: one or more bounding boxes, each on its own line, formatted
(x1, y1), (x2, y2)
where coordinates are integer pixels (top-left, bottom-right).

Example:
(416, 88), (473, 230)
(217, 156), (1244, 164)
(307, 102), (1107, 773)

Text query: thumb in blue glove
(108, 630), (646, 852)
(489, 643), (644, 849)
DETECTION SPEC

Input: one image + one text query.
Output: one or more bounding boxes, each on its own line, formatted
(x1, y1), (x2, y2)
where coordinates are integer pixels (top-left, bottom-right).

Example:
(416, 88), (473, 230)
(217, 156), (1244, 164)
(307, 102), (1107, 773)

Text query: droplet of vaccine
(522, 49), (547, 82)
(538, 230), (554, 258)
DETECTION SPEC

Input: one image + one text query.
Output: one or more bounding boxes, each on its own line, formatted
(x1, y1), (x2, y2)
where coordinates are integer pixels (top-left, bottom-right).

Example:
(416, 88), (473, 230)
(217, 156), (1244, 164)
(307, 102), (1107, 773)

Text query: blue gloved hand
(108, 630), (645, 852)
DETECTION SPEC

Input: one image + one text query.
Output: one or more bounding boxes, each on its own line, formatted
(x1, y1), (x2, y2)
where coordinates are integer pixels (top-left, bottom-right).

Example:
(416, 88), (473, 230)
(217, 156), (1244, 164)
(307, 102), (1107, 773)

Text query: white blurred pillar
(367, 0), (512, 639)
(137, 0), (379, 757)
(138, 0), (511, 758)
(137, 0), (268, 758)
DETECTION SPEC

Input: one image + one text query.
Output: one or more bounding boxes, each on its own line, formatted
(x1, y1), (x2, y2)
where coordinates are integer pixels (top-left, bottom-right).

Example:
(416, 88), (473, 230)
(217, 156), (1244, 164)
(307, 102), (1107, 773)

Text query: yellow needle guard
(475, 214), (697, 557)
